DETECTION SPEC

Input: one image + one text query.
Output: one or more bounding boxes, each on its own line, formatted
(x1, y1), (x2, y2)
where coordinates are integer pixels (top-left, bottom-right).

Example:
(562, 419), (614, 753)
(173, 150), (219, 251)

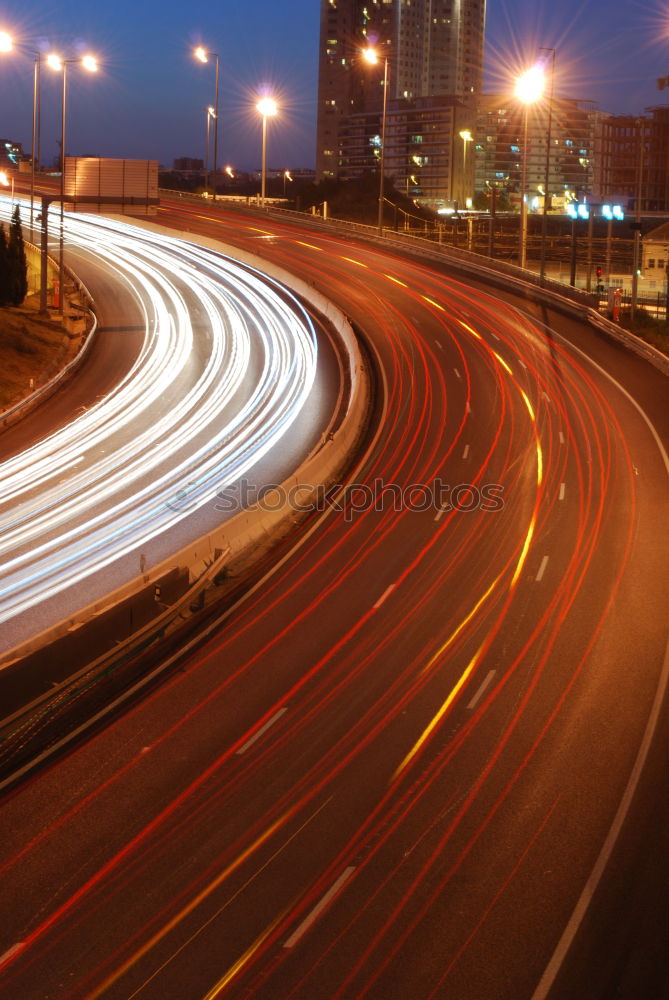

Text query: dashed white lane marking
(434, 505), (447, 523)
(284, 867), (356, 949)
(559, 482), (566, 501)
(462, 444), (470, 460)
(0, 943), (24, 968)
(436, 340), (443, 351)
(467, 670), (496, 710)
(559, 431), (565, 445)
(374, 584), (396, 610)
(535, 555), (550, 583)
(236, 708), (288, 755)
(542, 391), (551, 405)
(466, 402), (472, 414)
(454, 367), (462, 380)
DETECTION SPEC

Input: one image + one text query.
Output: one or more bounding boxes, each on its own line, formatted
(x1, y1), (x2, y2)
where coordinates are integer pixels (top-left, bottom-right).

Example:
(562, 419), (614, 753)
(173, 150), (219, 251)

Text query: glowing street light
(194, 46), (220, 201)
(514, 64), (545, 269)
(47, 51), (98, 313)
(2, 32), (45, 262)
(459, 128), (473, 209)
(256, 96), (278, 206)
(0, 169), (14, 204)
(363, 46), (390, 235)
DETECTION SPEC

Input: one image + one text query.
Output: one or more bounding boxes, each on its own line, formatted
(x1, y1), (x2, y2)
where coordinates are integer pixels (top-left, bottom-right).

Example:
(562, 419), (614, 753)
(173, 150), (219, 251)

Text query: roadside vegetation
(0, 206), (28, 307)
(621, 309), (669, 357)
(0, 206), (69, 410)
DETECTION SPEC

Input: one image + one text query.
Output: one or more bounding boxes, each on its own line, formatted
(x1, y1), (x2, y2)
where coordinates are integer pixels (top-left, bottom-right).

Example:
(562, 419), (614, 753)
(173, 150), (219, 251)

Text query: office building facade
(316, 0), (486, 203)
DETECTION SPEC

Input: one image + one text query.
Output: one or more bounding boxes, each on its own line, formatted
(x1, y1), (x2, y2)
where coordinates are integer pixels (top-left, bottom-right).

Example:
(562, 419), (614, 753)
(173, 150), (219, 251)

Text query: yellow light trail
(393, 644), (486, 781)
(83, 809), (299, 1000)
(422, 295), (446, 312)
(458, 319), (482, 340)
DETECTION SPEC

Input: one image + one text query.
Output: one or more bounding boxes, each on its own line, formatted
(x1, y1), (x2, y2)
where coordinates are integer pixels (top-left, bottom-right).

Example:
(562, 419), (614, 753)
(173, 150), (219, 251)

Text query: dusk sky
(1, 0), (669, 172)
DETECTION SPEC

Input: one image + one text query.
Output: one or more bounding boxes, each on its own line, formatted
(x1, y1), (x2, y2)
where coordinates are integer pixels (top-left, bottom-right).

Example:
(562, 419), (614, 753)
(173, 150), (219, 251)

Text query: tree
(0, 224), (8, 306)
(7, 205), (28, 306)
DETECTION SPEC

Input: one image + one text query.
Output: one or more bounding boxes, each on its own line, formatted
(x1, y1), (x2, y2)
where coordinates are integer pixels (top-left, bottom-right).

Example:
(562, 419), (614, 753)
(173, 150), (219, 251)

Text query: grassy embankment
(621, 310), (669, 357)
(0, 294), (70, 410)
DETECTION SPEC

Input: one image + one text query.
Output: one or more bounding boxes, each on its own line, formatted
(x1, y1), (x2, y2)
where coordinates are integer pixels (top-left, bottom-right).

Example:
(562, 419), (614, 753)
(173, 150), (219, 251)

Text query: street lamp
(195, 47), (219, 202)
(538, 47), (555, 283)
(0, 169), (14, 205)
(256, 96), (278, 205)
(514, 64), (545, 269)
(363, 47), (389, 235)
(283, 169), (293, 198)
(47, 51), (98, 313)
(459, 128), (473, 209)
(0, 33), (41, 239)
(204, 105), (216, 195)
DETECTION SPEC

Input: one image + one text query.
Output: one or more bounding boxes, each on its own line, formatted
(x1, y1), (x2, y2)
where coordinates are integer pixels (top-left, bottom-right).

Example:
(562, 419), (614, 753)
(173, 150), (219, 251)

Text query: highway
(0, 205), (337, 652)
(0, 201), (667, 999)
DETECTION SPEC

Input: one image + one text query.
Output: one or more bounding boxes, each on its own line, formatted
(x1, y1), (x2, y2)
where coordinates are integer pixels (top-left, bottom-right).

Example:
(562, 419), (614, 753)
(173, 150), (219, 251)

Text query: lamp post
(538, 47), (555, 284)
(204, 105), (215, 195)
(195, 47), (219, 201)
(630, 117), (645, 323)
(0, 169), (14, 204)
(47, 51), (97, 314)
(363, 47), (389, 235)
(0, 33), (39, 237)
(283, 169), (292, 198)
(256, 96), (277, 206)
(514, 64), (545, 269)
(458, 128), (473, 209)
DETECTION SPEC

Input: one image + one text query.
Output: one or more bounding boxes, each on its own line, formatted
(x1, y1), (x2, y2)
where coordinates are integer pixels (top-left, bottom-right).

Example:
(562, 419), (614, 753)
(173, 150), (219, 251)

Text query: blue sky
(1, 0), (668, 171)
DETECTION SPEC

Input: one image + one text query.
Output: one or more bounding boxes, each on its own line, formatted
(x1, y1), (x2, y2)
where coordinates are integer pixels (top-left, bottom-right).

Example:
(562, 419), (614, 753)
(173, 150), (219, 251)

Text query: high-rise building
(596, 108), (669, 212)
(316, 0), (486, 202)
(474, 96), (604, 212)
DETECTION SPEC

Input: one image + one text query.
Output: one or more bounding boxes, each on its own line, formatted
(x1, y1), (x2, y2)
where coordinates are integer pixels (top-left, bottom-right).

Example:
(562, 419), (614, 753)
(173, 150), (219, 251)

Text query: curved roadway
(0, 202), (667, 1000)
(0, 206), (338, 652)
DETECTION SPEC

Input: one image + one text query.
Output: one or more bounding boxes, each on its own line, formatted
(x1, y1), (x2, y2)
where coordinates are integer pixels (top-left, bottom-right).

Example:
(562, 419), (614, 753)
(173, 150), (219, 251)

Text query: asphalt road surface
(0, 202), (667, 1000)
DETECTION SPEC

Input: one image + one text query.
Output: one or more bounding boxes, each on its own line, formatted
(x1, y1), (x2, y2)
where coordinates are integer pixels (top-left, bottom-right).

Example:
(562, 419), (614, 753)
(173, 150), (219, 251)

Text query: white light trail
(0, 203), (318, 626)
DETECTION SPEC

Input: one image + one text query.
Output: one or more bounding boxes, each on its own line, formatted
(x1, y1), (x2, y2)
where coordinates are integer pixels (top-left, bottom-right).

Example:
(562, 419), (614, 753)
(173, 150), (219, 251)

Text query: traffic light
(596, 266), (603, 280)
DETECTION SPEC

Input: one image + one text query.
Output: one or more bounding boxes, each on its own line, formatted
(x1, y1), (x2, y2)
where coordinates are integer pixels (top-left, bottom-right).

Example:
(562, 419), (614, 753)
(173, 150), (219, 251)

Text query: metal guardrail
(0, 547), (230, 792)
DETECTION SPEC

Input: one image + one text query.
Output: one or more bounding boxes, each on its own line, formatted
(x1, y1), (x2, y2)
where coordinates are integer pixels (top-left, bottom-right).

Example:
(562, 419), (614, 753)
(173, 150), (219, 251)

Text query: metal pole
(204, 108), (210, 193)
(519, 104), (529, 268)
(539, 47), (555, 283)
(570, 219), (577, 286)
(606, 218), (612, 283)
(40, 195), (49, 313)
(260, 113), (267, 205)
(30, 55), (39, 239)
(377, 56), (388, 235)
(488, 186), (496, 258)
(59, 63), (67, 315)
(586, 211), (593, 292)
(212, 54), (219, 202)
(630, 117), (643, 323)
